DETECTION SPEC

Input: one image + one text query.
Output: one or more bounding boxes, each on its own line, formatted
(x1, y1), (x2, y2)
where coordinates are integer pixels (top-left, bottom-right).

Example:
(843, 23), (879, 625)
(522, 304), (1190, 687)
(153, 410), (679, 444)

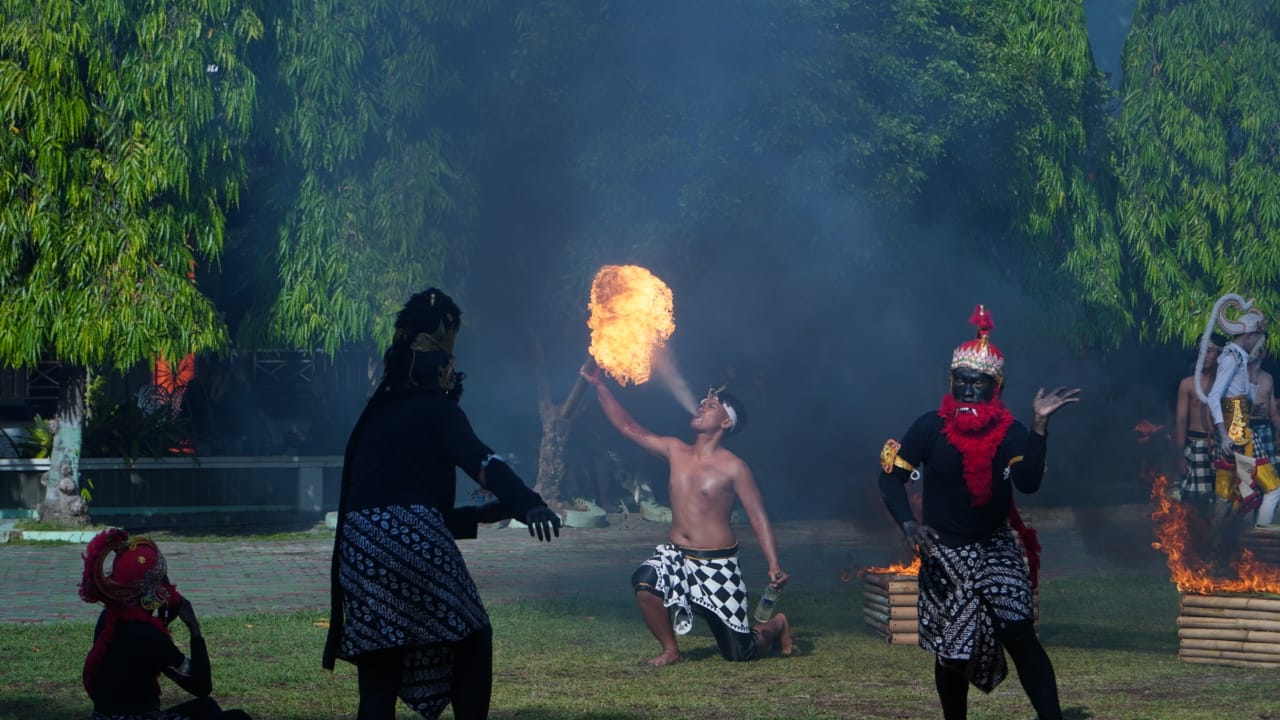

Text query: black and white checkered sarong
(639, 544), (751, 635)
(1252, 422), (1277, 465)
(918, 527), (1034, 694)
(1181, 434), (1215, 499)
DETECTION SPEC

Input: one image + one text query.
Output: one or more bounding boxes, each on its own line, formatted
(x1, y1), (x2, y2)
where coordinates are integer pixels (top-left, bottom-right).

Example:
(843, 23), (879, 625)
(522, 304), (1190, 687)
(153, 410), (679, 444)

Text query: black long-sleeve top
(89, 615), (210, 714)
(878, 411), (1047, 547)
(342, 389), (546, 537)
(324, 387), (551, 670)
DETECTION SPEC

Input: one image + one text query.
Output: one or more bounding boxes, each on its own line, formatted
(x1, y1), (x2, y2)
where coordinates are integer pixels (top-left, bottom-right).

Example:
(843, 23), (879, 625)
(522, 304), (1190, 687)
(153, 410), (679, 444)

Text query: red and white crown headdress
(950, 305), (1004, 384)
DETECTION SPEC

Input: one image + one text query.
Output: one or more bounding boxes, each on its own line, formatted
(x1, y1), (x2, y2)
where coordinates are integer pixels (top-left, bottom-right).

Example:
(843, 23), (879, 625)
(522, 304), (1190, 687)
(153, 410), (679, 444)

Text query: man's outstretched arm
(734, 464), (787, 588)
(582, 367), (673, 459)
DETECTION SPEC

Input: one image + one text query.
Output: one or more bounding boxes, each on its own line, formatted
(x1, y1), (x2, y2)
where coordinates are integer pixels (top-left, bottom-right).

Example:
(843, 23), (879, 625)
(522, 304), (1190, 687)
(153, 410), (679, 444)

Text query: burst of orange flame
(587, 265), (675, 385)
(865, 557), (921, 576)
(1149, 472), (1280, 594)
(1133, 418), (1164, 444)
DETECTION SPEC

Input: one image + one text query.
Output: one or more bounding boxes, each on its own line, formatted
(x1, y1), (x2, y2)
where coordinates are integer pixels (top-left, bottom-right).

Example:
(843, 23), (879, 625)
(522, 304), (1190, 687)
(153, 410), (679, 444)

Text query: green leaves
(0, 0), (262, 370)
(1117, 0), (1280, 347)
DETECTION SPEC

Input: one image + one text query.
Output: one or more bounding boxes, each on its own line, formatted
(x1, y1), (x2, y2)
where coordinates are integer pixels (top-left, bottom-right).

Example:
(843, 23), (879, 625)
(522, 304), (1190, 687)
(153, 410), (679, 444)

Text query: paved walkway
(0, 508), (1168, 624)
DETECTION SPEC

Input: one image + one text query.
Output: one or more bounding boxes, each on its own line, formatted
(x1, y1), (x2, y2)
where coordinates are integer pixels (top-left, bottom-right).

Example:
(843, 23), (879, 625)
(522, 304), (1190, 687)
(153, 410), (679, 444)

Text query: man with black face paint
(878, 305), (1079, 720)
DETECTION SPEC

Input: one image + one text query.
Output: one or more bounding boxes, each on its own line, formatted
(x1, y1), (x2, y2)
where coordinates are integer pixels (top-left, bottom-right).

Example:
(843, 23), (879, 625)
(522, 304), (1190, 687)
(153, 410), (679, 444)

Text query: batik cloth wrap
(917, 526), (1034, 693)
(639, 544), (751, 635)
(1181, 432), (1215, 500)
(336, 504), (489, 718)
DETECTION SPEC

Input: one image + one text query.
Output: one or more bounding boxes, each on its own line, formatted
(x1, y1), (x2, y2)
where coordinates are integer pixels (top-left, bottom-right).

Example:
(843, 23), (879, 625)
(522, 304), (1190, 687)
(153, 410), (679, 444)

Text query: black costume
(80, 529), (250, 720)
(323, 288), (558, 720)
(877, 305), (1064, 720)
(879, 411), (1046, 693)
(89, 616), (247, 720)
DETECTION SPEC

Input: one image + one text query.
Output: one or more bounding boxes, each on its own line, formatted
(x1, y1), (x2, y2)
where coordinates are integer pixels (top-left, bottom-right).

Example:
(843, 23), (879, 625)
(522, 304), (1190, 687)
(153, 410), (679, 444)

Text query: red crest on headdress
(950, 305), (1004, 383)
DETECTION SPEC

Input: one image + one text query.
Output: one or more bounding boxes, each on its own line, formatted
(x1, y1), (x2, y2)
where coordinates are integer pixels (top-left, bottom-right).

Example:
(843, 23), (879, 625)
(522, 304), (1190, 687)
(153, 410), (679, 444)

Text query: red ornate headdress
(80, 528), (180, 611)
(950, 305), (1004, 384)
(80, 528), (182, 698)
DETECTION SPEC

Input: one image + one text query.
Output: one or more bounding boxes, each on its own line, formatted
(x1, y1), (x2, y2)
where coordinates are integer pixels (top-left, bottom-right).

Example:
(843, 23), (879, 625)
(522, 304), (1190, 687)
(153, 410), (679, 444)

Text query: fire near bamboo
(561, 264), (677, 418)
(1148, 472), (1280, 668)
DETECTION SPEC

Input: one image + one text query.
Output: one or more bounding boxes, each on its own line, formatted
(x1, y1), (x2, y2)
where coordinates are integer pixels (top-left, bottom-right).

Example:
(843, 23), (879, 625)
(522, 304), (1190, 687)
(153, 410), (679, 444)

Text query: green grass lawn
(1, 576), (1275, 719)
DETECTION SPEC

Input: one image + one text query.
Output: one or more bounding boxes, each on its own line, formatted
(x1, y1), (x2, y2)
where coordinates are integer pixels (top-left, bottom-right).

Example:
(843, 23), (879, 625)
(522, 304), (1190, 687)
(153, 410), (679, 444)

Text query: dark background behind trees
(3, 0), (1277, 531)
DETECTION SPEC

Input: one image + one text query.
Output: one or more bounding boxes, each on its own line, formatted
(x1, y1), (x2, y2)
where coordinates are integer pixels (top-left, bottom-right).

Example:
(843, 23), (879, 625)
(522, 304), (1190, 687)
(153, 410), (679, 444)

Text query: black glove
(902, 520), (938, 556)
(524, 506), (561, 542)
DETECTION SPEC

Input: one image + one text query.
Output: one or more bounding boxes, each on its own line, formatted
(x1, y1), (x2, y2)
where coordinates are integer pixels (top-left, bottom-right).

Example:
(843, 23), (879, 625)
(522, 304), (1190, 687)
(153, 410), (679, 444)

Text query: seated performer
(323, 288), (561, 720)
(582, 368), (792, 666)
(878, 306), (1078, 720)
(1196, 293), (1277, 520)
(80, 528), (251, 720)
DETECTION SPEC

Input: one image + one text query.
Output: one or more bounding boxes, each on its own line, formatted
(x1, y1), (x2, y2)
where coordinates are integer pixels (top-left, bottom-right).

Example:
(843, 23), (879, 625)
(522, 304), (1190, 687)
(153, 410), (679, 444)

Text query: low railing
(0, 456), (343, 523)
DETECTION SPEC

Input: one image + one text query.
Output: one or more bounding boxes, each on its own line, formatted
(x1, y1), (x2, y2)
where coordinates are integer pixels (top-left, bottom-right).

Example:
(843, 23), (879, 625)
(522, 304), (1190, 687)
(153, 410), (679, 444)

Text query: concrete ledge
(4, 528), (100, 543)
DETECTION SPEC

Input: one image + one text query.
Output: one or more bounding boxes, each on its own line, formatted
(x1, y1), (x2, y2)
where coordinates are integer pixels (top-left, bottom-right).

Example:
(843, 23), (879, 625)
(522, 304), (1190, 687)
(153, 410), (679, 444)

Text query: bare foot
(647, 648), (681, 667)
(772, 613), (793, 656)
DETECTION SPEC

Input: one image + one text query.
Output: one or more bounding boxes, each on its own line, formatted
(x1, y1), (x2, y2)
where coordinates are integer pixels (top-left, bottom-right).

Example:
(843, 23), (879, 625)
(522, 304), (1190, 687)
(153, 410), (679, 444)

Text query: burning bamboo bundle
(862, 569), (921, 646)
(1177, 593), (1280, 668)
(1240, 528), (1280, 568)
(1148, 472), (1280, 667)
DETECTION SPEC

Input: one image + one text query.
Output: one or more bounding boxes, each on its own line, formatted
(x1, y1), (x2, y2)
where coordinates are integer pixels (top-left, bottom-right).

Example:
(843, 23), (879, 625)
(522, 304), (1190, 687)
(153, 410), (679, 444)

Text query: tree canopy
(233, 0), (488, 354)
(1115, 0), (1280, 347)
(0, 0), (262, 370)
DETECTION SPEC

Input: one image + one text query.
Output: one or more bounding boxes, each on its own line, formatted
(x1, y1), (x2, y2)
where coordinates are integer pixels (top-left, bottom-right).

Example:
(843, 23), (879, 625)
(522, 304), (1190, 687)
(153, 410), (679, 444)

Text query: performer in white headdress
(1195, 293), (1278, 519)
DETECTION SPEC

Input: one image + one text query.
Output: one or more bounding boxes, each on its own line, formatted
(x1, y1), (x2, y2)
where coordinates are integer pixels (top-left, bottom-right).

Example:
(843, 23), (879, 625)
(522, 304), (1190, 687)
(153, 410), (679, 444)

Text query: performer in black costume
(323, 288), (561, 720)
(80, 528), (251, 720)
(877, 306), (1078, 720)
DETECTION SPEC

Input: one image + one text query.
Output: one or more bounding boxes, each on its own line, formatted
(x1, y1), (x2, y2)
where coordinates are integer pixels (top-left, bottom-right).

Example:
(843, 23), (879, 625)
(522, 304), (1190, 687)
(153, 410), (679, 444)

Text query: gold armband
(1007, 455), (1024, 468)
(880, 439), (914, 474)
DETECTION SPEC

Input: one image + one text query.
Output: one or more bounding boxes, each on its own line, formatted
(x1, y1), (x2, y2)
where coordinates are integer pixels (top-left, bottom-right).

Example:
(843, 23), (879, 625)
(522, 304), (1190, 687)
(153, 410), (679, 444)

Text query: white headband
(703, 387), (738, 431)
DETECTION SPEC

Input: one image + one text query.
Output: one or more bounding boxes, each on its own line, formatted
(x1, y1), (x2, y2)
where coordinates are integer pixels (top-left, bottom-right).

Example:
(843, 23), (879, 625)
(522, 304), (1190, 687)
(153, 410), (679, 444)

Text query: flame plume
(587, 265), (675, 385)
(866, 557), (921, 576)
(1149, 472), (1280, 594)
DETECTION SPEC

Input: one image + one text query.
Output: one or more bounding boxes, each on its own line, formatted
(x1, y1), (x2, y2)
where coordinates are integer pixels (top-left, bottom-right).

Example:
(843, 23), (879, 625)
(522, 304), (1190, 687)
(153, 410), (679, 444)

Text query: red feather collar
(937, 394), (1013, 506)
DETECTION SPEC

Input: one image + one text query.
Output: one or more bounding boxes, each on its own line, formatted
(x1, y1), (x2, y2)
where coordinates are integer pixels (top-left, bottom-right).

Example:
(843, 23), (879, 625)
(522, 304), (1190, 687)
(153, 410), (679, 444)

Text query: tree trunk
(38, 366), (90, 526)
(534, 410), (570, 505)
(530, 338), (584, 506)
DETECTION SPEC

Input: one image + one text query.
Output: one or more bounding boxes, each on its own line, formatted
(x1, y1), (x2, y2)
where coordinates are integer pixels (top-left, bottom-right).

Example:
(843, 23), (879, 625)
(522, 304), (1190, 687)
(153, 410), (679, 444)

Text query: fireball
(587, 265), (676, 385)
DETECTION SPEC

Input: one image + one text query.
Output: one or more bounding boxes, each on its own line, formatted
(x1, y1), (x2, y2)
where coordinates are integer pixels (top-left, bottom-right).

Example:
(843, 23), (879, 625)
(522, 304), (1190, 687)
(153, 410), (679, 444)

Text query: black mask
(950, 368), (996, 403)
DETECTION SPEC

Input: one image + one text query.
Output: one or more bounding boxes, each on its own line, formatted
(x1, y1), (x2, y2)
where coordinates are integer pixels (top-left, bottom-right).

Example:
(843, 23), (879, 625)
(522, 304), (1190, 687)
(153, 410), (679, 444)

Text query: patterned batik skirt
(639, 544), (752, 635)
(337, 504), (490, 718)
(917, 527), (1034, 693)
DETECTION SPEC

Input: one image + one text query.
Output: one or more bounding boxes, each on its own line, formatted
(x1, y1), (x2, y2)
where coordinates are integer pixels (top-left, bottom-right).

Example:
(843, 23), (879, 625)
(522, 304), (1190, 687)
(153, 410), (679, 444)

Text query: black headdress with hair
(377, 288), (464, 397)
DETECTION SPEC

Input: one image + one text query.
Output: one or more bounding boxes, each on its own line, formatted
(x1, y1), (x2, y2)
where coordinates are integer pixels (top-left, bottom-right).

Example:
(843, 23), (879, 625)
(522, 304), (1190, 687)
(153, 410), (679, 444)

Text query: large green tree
(234, 0), (487, 355)
(0, 0), (262, 522)
(1114, 0), (1280, 347)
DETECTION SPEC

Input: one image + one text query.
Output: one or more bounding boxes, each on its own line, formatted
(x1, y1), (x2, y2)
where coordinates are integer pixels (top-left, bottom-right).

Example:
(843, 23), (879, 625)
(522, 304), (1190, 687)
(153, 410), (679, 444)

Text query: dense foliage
(0, 0), (262, 369)
(1116, 0), (1280, 347)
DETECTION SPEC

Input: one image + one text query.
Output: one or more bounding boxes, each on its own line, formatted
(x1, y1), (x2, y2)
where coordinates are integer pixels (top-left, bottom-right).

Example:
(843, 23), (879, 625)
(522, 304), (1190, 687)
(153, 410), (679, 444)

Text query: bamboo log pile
(863, 572), (921, 645)
(862, 571), (1038, 646)
(1240, 528), (1280, 567)
(1178, 593), (1280, 668)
